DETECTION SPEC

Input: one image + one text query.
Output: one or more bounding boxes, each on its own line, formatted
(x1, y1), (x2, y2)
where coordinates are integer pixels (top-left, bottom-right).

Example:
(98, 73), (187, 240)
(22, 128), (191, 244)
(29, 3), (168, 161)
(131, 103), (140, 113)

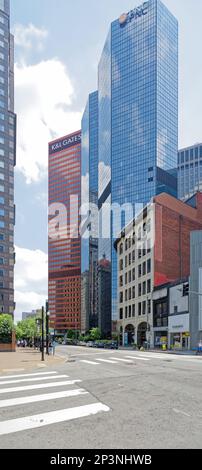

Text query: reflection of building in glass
(48, 131), (81, 334)
(81, 91), (99, 333)
(0, 0), (16, 318)
(98, 0), (178, 327)
(178, 144), (202, 201)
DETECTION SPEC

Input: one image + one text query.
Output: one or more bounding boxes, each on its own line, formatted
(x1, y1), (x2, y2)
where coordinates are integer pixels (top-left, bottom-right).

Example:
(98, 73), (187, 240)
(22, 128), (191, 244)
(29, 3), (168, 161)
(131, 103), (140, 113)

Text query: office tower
(97, 255), (111, 337)
(98, 0), (178, 327)
(48, 131), (81, 335)
(0, 0), (16, 317)
(178, 144), (202, 201)
(81, 91), (99, 333)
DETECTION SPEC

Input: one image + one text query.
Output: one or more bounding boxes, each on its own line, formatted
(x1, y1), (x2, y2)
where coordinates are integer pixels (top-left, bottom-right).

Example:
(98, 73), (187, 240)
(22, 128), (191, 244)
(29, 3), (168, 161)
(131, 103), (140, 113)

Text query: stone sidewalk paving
(0, 348), (65, 374)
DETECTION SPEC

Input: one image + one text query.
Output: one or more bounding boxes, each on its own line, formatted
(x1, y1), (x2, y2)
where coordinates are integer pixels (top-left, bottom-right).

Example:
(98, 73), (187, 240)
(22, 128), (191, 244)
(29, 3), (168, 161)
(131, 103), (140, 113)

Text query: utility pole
(41, 306), (45, 362)
(46, 300), (49, 355)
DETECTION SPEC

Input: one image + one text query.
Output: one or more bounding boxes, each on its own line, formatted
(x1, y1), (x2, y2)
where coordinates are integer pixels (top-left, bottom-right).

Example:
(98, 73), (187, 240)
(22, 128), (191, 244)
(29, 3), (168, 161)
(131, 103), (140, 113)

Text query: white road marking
(125, 356), (150, 362)
(0, 379), (82, 395)
(2, 368), (25, 373)
(80, 360), (100, 365)
(0, 389), (88, 408)
(96, 358), (118, 364)
(0, 403), (110, 436)
(109, 357), (133, 363)
(0, 375), (68, 386)
(0, 371), (58, 380)
(137, 354), (165, 359)
(173, 408), (191, 417)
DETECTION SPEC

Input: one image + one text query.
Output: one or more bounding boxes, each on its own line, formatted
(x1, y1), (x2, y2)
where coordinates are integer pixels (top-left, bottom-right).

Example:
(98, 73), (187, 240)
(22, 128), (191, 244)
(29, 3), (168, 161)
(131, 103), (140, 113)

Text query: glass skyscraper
(0, 0), (16, 317)
(178, 144), (202, 201)
(98, 0), (178, 325)
(81, 91), (99, 332)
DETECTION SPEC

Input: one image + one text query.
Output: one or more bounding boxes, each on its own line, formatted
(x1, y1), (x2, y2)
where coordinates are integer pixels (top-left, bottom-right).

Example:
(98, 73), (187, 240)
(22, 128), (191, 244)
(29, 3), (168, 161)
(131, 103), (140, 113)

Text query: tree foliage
(89, 328), (101, 341)
(0, 314), (14, 343)
(16, 317), (38, 340)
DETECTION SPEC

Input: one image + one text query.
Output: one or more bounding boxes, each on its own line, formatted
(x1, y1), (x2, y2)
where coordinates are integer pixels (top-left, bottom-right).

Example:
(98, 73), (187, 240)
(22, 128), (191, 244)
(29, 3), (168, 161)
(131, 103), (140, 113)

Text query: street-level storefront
(153, 330), (168, 349)
(168, 313), (190, 350)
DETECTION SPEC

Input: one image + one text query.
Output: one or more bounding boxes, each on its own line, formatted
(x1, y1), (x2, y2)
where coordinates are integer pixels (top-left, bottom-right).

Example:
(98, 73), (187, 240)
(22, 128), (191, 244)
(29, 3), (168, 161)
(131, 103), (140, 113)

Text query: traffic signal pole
(41, 306), (45, 362)
(46, 300), (49, 355)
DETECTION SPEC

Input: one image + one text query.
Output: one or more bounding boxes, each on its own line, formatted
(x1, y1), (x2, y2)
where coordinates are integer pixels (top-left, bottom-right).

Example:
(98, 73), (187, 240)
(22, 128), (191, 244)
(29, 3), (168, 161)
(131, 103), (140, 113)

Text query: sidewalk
(0, 347), (65, 374)
(119, 346), (200, 356)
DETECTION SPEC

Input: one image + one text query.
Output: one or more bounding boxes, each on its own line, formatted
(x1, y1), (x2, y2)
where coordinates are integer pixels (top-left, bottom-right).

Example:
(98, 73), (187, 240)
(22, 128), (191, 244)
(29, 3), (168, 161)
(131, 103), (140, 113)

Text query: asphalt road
(0, 345), (202, 449)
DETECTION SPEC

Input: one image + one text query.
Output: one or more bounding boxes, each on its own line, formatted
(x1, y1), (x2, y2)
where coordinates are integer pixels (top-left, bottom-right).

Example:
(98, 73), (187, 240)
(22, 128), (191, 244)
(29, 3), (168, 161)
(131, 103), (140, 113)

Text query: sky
(11, 0), (202, 321)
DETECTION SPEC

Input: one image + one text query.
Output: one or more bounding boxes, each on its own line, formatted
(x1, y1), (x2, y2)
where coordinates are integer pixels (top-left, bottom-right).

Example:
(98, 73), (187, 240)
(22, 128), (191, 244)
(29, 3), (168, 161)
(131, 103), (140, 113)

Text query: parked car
(103, 341), (118, 350)
(86, 341), (94, 347)
(110, 342), (118, 349)
(95, 342), (105, 348)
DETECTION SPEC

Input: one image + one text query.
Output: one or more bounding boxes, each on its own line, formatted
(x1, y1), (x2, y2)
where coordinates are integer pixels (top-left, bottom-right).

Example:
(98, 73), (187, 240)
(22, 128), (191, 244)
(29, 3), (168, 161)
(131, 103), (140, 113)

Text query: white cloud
(14, 246), (48, 322)
(15, 59), (82, 183)
(14, 23), (48, 51)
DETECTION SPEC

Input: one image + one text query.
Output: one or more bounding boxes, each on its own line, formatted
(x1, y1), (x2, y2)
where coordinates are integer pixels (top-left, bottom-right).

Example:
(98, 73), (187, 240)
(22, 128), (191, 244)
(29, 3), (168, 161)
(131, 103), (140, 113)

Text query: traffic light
(183, 283), (189, 296)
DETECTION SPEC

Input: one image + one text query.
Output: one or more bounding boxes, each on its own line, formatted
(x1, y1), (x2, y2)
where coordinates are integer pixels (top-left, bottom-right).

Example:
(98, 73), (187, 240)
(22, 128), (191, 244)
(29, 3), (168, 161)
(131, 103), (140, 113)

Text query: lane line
(80, 360), (100, 365)
(0, 371), (58, 380)
(125, 356), (150, 362)
(0, 389), (88, 408)
(0, 403), (110, 436)
(0, 379), (82, 395)
(0, 375), (68, 386)
(96, 358), (118, 364)
(109, 357), (133, 363)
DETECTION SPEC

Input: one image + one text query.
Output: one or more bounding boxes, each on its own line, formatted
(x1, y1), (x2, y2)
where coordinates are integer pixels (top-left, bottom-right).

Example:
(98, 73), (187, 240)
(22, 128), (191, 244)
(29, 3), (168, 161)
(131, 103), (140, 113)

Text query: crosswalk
(0, 370), (110, 437)
(78, 352), (202, 367)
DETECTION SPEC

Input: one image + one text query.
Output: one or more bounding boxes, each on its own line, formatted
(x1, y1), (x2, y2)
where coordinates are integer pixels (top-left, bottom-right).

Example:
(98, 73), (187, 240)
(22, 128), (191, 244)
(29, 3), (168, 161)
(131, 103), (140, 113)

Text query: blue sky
(11, 0), (202, 320)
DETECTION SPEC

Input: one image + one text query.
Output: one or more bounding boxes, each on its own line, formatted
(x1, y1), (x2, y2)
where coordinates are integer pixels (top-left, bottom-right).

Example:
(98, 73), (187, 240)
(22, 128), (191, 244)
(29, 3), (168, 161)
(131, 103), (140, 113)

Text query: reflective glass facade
(98, 0), (178, 323)
(0, 0), (16, 317)
(178, 144), (202, 201)
(48, 131), (81, 333)
(81, 91), (99, 332)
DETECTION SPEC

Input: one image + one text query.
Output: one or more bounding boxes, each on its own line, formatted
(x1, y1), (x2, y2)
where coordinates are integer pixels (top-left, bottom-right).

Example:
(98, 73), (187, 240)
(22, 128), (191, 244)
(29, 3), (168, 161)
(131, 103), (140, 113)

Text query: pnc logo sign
(119, 1), (149, 26)
(119, 13), (128, 25)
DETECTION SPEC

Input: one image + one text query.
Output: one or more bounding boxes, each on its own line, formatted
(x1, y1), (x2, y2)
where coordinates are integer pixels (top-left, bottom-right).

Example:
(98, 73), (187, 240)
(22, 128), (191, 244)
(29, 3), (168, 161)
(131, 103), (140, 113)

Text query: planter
(0, 342), (16, 352)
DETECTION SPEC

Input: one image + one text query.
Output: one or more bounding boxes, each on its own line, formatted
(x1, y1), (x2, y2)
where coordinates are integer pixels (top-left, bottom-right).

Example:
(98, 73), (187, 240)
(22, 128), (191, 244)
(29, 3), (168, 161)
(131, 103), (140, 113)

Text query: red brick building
(154, 192), (202, 287)
(48, 131), (81, 334)
(116, 192), (202, 347)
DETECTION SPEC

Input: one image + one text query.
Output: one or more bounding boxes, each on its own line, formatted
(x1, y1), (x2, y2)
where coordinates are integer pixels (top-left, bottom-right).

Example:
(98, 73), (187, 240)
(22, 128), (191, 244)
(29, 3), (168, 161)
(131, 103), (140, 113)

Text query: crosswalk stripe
(0, 403), (110, 436)
(0, 371), (58, 380)
(125, 356), (150, 362)
(96, 358), (118, 364)
(138, 354), (165, 359)
(0, 379), (82, 395)
(0, 389), (88, 408)
(109, 357), (133, 363)
(80, 360), (100, 365)
(0, 375), (68, 386)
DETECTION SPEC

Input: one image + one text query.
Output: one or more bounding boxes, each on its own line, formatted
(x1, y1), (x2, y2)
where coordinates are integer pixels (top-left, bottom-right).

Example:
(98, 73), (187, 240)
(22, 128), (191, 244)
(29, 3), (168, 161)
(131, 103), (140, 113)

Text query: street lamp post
(41, 306), (45, 362)
(146, 295), (149, 350)
(46, 300), (49, 355)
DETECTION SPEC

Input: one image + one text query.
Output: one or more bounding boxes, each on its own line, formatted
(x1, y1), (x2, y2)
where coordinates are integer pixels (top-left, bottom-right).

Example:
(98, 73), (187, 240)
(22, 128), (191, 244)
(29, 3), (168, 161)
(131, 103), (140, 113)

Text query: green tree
(0, 314), (14, 344)
(67, 330), (77, 339)
(89, 328), (101, 341)
(16, 317), (38, 341)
